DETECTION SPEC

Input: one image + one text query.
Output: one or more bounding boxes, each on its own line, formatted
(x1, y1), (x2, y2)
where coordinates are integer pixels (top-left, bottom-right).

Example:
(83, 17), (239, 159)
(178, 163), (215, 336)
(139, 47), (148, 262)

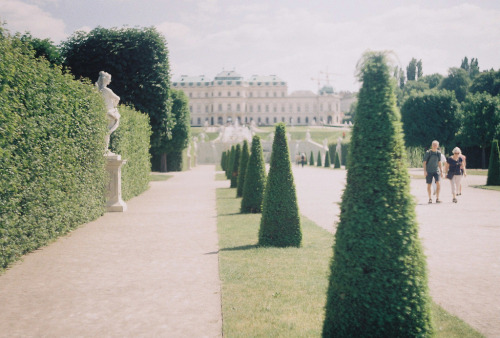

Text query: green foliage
(486, 140), (500, 185)
(401, 89), (459, 148)
(316, 150), (322, 167)
(19, 33), (62, 66)
(323, 51), (432, 337)
(165, 89), (191, 171)
(60, 26), (174, 167)
(221, 151), (227, 171)
(334, 151), (341, 169)
(231, 144), (241, 188)
(420, 73), (444, 89)
(110, 105), (151, 200)
(439, 67), (470, 102)
(241, 136), (266, 213)
(458, 92), (500, 149)
(324, 150), (331, 167)
(460, 56), (480, 79)
(0, 29), (107, 270)
(309, 151), (314, 165)
(406, 146), (426, 168)
(226, 145), (235, 179)
(259, 123), (301, 247)
(470, 70), (500, 97)
(406, 58), (418, 81)
(237, 140), (250, 197)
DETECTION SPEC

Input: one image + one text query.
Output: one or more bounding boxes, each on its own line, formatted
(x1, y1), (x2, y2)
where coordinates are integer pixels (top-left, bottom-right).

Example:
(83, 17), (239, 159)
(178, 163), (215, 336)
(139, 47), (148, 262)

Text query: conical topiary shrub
(309, 151), (314, 165)
(221, 151), (226, 171)
(237, 140), (250, 197)
(230, 143), (241, 188)
(258, 123), (301, 247)
(487, 139), (500, 185)
(317, 150), (322, 167)
(322, 51), (433, 337)
(241, 136), (266, 213)
(334, 151), (341, 169)
(226, 145), (235, 179)
(324, 150), (331, 168)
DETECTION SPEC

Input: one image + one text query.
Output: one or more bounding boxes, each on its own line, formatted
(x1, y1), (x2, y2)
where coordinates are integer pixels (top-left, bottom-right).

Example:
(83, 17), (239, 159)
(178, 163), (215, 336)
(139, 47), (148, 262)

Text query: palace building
(172, 70), (344, 127)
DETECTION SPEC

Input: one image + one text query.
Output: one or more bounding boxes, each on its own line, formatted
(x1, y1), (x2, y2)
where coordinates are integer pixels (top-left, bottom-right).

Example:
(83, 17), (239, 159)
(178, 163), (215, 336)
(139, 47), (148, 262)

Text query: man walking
(423, 140), (443, 203)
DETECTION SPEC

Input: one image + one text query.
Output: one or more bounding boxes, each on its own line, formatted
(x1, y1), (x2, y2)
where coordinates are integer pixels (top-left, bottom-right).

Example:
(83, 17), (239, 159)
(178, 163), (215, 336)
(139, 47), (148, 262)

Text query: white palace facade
(172, 70), (344, 127)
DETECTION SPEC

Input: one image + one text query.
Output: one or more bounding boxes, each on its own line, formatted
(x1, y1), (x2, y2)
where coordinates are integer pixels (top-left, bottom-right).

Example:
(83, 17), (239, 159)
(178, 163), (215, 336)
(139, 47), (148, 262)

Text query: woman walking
(445, 147), (466, 203)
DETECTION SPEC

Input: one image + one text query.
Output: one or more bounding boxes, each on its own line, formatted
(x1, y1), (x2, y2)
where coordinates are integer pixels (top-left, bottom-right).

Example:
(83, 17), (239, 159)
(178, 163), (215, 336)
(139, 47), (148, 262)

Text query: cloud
(1, 0), (67, 42)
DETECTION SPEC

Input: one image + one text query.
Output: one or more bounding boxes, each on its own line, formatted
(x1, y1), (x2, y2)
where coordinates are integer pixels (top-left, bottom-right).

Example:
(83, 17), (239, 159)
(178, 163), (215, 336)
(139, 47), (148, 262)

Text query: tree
(419, 73), (444, 89)
(439, 67), (470, 102)
(166, 89), (190, 171)
(324, 150), (331, 167)
(237, 140), (250, 197)
(461, 56), (480, 79)
(406, 58), (418, 81)
(317, 150), (322, 167)
(399, 69), (405, 89)
(230, 144), (241, 187)
(60, 27), (174, 171)
(221, 151), (226, 171)
(226, 145), (235, 179)
(19, 33), (62, 66)
(334, 151), (341, 169)
(486, 140), (500, 185)
(241, 136), (266, 213)
(309, 151), (314, 165)
(458, 92), (500, 168)
(401, 89), (459, 148)
(259, 123), (301, 247)
(323, 51), (432, 337)
(417, 59), (423, 79)
(470, 70), (500, 97)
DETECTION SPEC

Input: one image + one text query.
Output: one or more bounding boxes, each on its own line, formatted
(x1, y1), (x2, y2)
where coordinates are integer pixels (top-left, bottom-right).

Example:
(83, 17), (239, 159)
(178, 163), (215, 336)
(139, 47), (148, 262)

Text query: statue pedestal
(105, 153), (127, 212)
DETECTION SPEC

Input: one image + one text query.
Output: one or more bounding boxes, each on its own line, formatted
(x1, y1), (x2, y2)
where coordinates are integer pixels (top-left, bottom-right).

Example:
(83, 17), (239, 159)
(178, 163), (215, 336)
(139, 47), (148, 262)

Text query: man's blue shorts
(426, 172), (440, 184)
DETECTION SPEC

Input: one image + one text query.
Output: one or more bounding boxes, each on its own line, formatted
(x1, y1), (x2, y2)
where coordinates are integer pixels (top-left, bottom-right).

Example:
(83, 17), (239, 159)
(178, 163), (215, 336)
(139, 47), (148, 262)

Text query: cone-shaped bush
(309, 151), (314, 165)
(230, 144), (241, 188)
(226, 145), (235, 179)
(259, 123), (301, 247)
(237, 140), (250, 197)
(324, 150), (331, 167)
(322, 51), (432, 337)
(241, 136), (267, 213)
(334, 151), (341, 169)
(487, 139), (500, 185)
(221, 151), (226, 171)
(317, 150), (322, 167)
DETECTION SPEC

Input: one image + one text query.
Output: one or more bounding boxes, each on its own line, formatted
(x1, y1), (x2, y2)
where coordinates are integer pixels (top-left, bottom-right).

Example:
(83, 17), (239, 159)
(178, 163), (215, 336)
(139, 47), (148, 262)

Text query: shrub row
(110, 105), (152, 200)
(0, 31), (108, 270)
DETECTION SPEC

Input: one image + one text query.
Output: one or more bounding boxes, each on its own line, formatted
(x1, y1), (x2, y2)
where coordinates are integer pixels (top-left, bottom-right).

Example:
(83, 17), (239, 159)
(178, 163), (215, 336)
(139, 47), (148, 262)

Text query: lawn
(149, 173), (173, 181)
(216, 187), (484, 337)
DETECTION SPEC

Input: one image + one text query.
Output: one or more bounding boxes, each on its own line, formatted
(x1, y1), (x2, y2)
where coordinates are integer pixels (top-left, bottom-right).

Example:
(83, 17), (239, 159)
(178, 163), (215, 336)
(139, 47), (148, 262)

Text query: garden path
(0, 165), (222, 338)
(293, 165), (500, 338)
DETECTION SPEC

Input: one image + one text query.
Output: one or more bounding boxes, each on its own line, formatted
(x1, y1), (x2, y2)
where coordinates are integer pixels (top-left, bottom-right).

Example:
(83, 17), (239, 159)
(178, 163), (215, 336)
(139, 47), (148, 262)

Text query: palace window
(218, 104), (222, 112)
(228, 91), (231, 97)
(265, 105), (269, 113)
(257, 105), (261, 113)
(236, 104), (241, 112)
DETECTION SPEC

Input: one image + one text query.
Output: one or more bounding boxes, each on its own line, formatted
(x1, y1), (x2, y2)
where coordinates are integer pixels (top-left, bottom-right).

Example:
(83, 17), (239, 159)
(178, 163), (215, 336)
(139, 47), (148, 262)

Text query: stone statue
(305, 130), (311, 141)
(96, 71), (120, 154)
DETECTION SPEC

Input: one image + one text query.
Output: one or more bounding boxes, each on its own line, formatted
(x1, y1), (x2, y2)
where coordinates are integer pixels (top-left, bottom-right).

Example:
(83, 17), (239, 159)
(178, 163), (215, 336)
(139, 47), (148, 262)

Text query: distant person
(432, 147), (446, 195)
(300, 153), (306, 167)
(445, 147), (466, 203)
(458, 152), (467, 195)
(423, 140), (443, 203)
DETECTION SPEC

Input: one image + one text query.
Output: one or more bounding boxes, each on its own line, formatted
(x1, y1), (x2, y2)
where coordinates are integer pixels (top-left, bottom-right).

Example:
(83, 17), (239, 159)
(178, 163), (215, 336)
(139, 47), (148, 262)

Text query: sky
(2, 0), (500, 93)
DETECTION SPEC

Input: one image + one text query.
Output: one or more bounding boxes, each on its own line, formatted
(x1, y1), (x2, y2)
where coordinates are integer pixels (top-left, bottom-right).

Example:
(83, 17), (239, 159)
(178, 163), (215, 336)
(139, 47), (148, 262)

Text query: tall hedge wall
(110, 105), (152, 201)
(0, 30), (108, 270)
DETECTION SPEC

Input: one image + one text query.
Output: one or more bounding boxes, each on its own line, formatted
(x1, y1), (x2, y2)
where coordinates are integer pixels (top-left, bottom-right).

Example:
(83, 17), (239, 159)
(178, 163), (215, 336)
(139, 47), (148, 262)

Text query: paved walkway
(0, 165), (222, 338)
(293, 165), (500, 338)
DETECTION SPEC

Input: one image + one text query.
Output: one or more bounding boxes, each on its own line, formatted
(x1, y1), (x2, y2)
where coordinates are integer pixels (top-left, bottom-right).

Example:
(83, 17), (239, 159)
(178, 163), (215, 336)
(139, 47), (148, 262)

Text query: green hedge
(110, 105), (152, 201)
(0, 30), (108, 270)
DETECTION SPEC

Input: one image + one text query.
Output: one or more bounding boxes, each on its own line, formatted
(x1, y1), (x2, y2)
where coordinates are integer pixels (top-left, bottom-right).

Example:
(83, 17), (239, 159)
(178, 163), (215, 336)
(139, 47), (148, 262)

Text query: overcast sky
(2, 0), (500, 93)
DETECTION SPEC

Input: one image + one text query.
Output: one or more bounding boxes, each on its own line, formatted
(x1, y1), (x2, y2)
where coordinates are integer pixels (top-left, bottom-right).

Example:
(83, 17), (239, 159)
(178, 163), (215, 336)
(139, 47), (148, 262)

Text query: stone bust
(96, 71), (120, 153)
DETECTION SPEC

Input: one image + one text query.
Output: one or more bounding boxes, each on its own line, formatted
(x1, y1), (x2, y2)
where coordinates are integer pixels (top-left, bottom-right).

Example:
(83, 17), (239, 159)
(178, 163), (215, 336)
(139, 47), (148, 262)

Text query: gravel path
(293, 165), (500, 338)
(0, 165), (222, 338)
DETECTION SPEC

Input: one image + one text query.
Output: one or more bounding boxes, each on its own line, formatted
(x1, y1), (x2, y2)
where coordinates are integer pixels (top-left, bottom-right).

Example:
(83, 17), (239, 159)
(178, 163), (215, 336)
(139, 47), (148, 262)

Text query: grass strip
(149, 173), (173, 181)
(216, 187), (484, 337)
(471, 184), (500, 191)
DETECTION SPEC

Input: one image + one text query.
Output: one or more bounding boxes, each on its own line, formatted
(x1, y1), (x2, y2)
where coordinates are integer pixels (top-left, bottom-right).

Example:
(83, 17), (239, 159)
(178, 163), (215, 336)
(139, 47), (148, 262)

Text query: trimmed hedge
(309, 151), (314, 165)
(109, 105), (152, 201)
(334, 151), (341, 169)
(317, 150), (322, 167)
(259, 123), (302, 247)
(322, 52), (432, 336)
(230, 144), (241, 188)
(486, 139), (500, 185)
(0, 30), (108, 270)
(237, 140), (250, 197)
(241, 136), (266, 213)
(324, 150), (331, 168)
(226, 145), (235, 179)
